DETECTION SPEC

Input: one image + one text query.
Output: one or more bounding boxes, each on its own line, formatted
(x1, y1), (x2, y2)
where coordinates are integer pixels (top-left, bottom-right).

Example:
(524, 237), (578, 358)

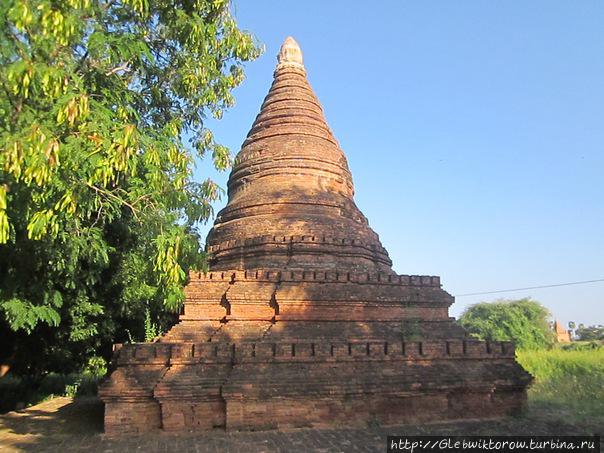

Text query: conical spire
(206, 37), (392, 272)
(240, 36), (341, 164)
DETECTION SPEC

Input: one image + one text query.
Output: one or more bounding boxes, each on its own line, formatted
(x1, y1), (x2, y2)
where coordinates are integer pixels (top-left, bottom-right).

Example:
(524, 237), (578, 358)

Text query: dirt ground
(0, 397), (601, 452)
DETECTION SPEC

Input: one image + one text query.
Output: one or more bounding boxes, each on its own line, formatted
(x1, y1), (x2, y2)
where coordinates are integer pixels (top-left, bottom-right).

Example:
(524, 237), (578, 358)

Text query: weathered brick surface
(5, 396), (600, 453)
(103, 401), (161, 435)
(99, 37), (532, 435)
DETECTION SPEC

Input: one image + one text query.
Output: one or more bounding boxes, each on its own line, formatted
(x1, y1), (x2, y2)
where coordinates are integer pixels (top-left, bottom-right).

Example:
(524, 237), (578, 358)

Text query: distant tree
(458, 298), (555, 350)
(0, 0), (261, 375)
(567, 321), (576, 340)
(575, 325), (604, 341)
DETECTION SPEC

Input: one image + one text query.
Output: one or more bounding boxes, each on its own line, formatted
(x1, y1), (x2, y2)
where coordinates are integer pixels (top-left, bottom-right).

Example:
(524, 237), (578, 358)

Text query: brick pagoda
(99, 37), (532, 434)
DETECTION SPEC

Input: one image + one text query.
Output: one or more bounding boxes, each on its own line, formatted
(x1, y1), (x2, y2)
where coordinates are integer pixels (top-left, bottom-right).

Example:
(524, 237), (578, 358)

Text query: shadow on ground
(0, 397), (102, 451)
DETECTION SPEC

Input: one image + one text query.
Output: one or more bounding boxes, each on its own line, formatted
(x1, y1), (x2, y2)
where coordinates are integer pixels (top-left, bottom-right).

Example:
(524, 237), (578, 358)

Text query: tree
(575, 325), (604, 341)
(0, 0), (261, 375)
(458, 298), (555, 350)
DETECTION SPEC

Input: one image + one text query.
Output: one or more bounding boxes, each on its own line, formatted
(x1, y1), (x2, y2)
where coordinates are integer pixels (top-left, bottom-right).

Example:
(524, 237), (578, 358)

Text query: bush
(0, 375), (32, 413)
(459, 298), (555, 350)
(575, 325), (604, 341)
(559, 341), (601, 352)
(0, 359), (107, 413)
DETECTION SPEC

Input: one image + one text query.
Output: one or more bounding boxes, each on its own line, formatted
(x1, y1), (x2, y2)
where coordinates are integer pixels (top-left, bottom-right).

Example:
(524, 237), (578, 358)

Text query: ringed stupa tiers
(99, 37), (532, 434)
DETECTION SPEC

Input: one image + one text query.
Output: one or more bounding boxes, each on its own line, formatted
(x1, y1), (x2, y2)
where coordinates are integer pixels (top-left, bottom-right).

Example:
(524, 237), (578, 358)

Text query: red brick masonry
(100, 338), (529, 434)
(99, 37), (532, 434)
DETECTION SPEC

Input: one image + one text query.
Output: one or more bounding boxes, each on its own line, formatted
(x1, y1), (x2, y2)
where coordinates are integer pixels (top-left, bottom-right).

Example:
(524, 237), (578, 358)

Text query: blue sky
(195, 1), (604, 327)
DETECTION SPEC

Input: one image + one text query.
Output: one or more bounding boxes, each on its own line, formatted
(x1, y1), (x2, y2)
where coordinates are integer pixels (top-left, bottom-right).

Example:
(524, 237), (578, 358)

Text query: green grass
(516, 346), (604, 427)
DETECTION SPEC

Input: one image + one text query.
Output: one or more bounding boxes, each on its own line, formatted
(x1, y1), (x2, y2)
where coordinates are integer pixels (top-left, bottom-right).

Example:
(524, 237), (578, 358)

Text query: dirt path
(0, 397), (600, 452)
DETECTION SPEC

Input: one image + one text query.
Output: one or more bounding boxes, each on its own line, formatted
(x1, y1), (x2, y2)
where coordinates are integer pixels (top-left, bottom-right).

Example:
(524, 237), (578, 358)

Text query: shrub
(0, 359), (107, 413)
(459, 298), (555, 350)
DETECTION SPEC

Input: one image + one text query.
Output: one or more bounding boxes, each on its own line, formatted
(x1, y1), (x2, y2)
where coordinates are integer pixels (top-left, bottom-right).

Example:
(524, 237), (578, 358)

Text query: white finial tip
(277, 36), (304, 69)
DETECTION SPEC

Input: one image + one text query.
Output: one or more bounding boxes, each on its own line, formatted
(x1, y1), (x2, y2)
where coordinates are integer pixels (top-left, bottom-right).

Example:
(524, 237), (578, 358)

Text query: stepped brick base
(99, 270), (532, 435)
(99, 339), (531, 435)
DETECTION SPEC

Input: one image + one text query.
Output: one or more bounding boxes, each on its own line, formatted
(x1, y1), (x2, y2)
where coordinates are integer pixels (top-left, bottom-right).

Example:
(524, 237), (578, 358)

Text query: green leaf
(0, 0), (261, 376)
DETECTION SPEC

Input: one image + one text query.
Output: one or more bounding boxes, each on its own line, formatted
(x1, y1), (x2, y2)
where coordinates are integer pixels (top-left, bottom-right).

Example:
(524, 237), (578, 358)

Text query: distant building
(554, 320), (572, 342)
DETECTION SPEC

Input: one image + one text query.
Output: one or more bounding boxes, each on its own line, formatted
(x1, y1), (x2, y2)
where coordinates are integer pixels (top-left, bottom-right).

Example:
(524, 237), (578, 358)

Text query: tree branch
(105, 62), (131, 76)
(85, 182), (139, 220)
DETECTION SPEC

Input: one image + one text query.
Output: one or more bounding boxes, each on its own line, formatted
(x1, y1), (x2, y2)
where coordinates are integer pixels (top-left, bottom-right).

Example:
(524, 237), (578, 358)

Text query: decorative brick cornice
(111, 339), (515, 366)
(188, 268), (441, 287)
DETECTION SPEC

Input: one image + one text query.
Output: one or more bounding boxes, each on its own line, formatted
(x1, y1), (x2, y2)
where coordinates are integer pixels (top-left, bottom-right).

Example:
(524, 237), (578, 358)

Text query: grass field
(516, 345), (604, 430)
